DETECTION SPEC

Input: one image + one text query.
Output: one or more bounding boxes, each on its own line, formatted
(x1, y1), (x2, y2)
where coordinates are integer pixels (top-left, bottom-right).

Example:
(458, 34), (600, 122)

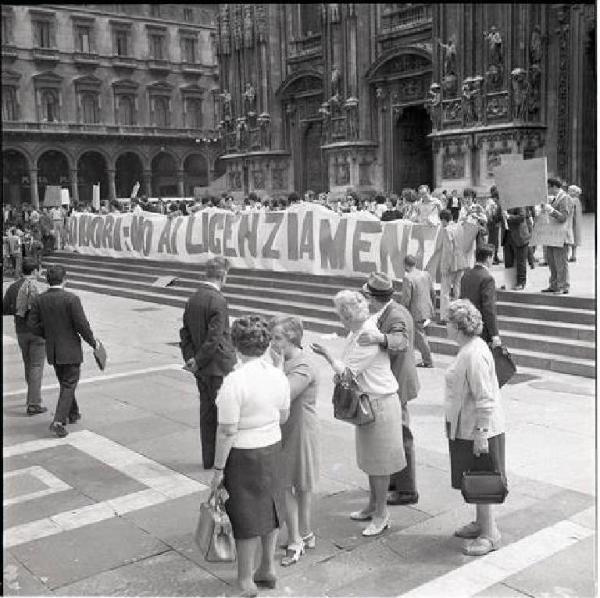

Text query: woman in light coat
(567, 185), (583, 262)
(312, 290), (405, 538)
(445, 299), (506, 557)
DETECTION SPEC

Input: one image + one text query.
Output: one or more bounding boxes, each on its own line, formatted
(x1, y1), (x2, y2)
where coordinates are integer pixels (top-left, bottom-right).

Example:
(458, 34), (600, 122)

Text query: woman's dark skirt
(223, 442), (285, 540)
(448, 432), (506, 490)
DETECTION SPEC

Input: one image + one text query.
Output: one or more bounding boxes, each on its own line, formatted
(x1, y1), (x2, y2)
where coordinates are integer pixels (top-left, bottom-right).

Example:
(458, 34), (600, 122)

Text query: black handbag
(491, 344), (516, 387)
(461, 453), (508, 504)
(332, 368), (375, 426)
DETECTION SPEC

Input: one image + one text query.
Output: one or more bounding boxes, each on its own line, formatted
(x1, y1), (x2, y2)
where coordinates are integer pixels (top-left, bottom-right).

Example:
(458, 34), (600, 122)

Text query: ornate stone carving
(529, 25), (543, 65)
(331, 65), (342, 100)
(437, 35), (458, 96)
(427, 82), (442, 129)
(330, 4), (340, 23)
(555, 6), (570, 178)
(344, 97), (359, 140)
(235, 117), (247, 149)
(486, 92), (509, 120)
(272, 165), (287, 189)
(255, 5), (267, 43)
(511, 68), (528, 121)
(442, 152), (465, 179)
(219, 6), (230, 55)
(243, 82), (256, 116)
(461, 77), (482, 127)
(220, 90), (233, 123)
(442, 98), (462, 123)
(232, 5), (243, 51)
(527, 64), (541, 116)
(483, 26), (504, 68)
(485, 63), (503, 92)
(253, 168), (265, 189)
(243, 5), (254, 48)
(257, 112), (271, 149)
(487, 148), (513, 176)
(359, 161), (371, 186)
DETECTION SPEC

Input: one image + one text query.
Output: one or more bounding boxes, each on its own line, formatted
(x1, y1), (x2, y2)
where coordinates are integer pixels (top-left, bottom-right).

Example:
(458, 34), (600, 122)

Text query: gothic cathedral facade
(215, 4), (596, 210)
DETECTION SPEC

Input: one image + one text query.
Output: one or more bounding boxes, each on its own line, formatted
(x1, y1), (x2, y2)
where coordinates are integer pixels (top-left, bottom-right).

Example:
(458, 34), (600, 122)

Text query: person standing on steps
(180, 257), (236, 469)
(27, 265), (100, 438)
(357, 273), (420, 507)
(459, 245), (502, 349)
(501, 206), (531, 291)
(2, 257), (47, 416)
(400, 255), (436, 368)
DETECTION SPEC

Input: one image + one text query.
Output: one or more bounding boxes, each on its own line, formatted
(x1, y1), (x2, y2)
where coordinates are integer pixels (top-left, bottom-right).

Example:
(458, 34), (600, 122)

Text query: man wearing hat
(358, 272), (420, 506)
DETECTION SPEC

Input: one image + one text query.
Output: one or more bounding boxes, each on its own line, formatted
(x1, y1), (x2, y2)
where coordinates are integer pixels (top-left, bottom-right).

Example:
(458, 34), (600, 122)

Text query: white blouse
(340, 317), (398, 397)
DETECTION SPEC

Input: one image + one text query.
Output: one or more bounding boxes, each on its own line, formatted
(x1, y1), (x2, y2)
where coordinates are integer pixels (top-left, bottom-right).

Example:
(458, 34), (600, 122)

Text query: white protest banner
(530, 210), (570, 248)
(92, 184), (101, 211)
(64, 205), (443, 280)
(494, 157), (547, 210)
(43, 186), (62, 207)
(60, 188), (70, 206)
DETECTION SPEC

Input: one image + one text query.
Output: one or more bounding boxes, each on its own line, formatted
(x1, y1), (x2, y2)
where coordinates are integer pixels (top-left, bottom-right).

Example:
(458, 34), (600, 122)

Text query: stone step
(59, 278), (596, 379)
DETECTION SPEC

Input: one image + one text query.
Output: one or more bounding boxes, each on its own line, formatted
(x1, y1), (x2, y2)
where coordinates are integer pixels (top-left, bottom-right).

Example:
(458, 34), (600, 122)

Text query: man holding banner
(538, 178), (573, 294)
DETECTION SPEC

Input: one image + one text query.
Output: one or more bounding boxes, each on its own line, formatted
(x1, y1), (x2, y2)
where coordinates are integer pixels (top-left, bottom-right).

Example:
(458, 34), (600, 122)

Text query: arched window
(2, 87), (18, 121)
(300, 4), (321, 36)
(154, 96), (169, 127)
(186, 98), (203, 129)
(118, 95), (134, 125)
(41, 89), (58, 122)
(82, 93), (98, 123)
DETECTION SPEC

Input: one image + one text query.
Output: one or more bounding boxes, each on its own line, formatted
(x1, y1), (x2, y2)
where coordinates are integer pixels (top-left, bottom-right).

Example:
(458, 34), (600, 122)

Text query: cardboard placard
(494, 157), (548, 210)
(61, 188), (70, 206)
(43, 186), (62, 207)
(530, 212), (570, 248)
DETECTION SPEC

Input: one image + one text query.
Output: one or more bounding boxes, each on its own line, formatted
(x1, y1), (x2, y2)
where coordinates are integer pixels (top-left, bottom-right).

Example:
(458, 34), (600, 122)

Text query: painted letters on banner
(65, 206), (445, 280)
(530, 211), (570, 248)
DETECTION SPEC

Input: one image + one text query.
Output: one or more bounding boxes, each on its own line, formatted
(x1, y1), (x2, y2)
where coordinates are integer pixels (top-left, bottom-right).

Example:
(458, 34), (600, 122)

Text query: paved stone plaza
(2, 282), (596, 597)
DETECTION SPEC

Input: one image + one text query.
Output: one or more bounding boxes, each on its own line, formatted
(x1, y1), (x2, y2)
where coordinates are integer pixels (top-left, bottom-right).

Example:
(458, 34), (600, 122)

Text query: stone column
(143, 170), (152, 197)
(177, 169), (185, 197)
(29, 168), (39, 209)
(107, 169), (117, 202)
(70, 169), (79, 205)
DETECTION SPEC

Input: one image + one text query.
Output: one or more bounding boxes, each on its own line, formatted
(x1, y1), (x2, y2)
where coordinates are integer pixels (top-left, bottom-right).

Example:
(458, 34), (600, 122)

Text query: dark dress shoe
(512, 284), (525, 291)
(541, 287), (558, 293)
(416, 362), (433, 368)
(387, 492), (419, 506)
(68, 413), (81, 424)
(49, 422), (68, 438)
(568, 257), (576, 262)
(253, 573), (277, 589)
(27, 405), (48, 416)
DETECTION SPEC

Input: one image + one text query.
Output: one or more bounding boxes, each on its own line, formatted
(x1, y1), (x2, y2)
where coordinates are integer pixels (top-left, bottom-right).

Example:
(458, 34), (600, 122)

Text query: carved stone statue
(331, 65), (342, 99)
(485, 63), (503, 92)
(427, 83), (442, 129)
(437, 35), (457, 77)
(345, 97), (359, 140)
(511, 68), (528, 121)
(258, 112), (271, 149)
(319, 101), (331, 140)
(529, 25), (543, 65)
(527, 64), (541, 116)
(243, 83), (256, 116)
(461, 78), (480, 126)
(220, 90), (233, 122)
(235, 117), (247, 149)
(484, 26), (503, 67)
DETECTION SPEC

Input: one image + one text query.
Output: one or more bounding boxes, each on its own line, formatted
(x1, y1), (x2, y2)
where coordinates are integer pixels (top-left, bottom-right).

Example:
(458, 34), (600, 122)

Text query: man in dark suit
(358, 272), (420, 505)
(2, 257), (47, 415)
(28, 265), (99, 438)
(180, 257), (236, 469)
(502, 205), (532, 291)
(459, 244), (502, 348)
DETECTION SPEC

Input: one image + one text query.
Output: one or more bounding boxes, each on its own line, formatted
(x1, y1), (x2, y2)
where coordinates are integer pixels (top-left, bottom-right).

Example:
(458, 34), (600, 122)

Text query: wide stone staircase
(41, 252), (596, 378)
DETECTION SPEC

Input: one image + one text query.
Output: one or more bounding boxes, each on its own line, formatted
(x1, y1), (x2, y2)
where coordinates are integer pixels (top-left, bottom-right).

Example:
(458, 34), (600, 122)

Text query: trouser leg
(53, 364), (80, 424)
(546, 246), (558, 289)
(18, 332), (45, 407)
(196, 375), (223, 469)
(390, 401), (417, 495)
(414, 321), (432, 366)
(515, 244), (528, 286)
(440, 274), (451, 321)
(554, 244), (569, 290)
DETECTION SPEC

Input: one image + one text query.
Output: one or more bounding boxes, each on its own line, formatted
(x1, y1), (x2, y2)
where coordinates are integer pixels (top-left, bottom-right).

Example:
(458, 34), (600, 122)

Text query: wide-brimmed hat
(362, 272), (394, 298)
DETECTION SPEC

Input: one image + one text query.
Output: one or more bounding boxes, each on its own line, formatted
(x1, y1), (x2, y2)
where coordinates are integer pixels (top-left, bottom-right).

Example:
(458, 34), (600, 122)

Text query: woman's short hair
(269, 315), (304, 348)
(333, 290), (370, 324)
(447, 299), (483, 337)
(568, 185), (582, 196)
(231, 316), (271, 357)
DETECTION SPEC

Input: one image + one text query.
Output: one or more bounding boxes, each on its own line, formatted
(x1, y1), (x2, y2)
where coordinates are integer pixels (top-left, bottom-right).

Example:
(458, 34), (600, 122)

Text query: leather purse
(93, 340), (107, 371)
(195, 491), (236, 562)
(332, 368), (375, 426)
(491, 344), (516, 387)
(461, 454), (508, 504)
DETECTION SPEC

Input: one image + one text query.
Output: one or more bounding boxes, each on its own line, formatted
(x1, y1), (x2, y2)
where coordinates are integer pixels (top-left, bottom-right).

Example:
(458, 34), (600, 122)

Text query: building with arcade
(2, 3), (224, 208)
(214, 3), (595, 210)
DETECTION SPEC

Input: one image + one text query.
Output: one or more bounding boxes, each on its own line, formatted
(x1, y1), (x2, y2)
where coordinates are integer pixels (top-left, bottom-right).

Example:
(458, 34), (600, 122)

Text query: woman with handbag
(211, 316), (291, 597)
(445, 299), (507, 557)
(312, 290), (405, 538)
(269, 316), (320, 567)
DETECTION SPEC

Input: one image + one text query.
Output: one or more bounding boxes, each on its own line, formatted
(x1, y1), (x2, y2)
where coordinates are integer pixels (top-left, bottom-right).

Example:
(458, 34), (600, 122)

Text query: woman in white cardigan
(445, 299), (506, 557)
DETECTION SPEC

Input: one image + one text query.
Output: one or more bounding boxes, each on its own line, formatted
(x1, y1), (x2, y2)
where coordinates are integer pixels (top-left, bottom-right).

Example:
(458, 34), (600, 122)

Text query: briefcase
(93, 340), (107, 371)
(195, 491), (236, 563)
(491, 344), (516, 388)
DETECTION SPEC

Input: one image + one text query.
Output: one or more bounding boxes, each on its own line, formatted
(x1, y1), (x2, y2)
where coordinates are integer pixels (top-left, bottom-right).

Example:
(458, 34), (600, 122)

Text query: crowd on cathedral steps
(3, 175), (584, 596)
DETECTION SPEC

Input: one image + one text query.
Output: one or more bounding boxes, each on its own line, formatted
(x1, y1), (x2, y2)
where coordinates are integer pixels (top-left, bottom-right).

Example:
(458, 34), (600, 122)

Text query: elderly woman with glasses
(312, 290), (405, 538)
(269, 316), (320, 567)
(445, 299), (506, 557)
(211, 316), (290, 597)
